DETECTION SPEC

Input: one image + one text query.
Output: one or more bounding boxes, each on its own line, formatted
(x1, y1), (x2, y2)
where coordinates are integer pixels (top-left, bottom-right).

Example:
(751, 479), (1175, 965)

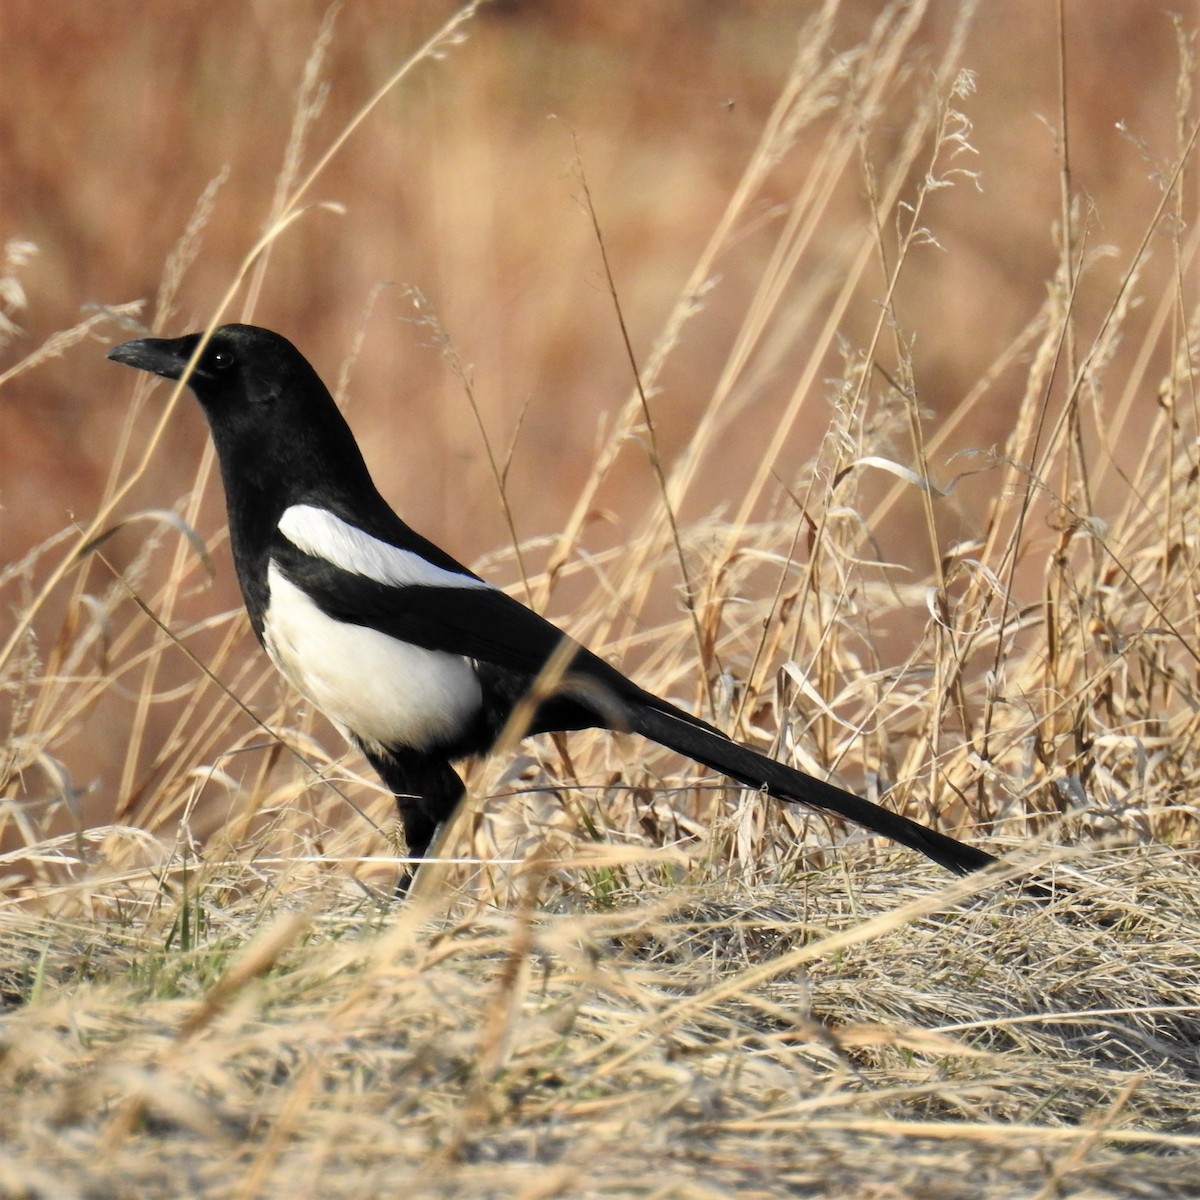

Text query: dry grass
(1, 853), (1197, 1197)
(2, 1), (1200, 1195)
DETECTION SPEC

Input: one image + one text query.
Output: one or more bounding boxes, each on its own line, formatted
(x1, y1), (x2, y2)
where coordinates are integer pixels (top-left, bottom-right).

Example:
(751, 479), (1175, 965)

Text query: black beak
(107, 335), (191, 381)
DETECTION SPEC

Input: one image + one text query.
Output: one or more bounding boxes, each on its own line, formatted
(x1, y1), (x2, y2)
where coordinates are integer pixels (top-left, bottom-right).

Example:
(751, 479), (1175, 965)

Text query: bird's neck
(215, 452), (286, 635)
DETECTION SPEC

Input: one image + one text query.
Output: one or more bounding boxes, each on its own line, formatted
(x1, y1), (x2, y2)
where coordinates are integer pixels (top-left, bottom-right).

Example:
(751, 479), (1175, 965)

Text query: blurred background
(1, 0), (1197, 847)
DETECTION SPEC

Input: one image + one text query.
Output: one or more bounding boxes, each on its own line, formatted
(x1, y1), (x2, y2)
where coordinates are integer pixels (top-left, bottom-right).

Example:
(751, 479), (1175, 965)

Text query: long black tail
(629, 702), (996, 876)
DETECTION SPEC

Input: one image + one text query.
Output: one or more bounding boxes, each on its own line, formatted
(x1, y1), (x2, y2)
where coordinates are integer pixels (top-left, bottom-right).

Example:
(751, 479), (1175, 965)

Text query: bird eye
(210, 348), (236, 370)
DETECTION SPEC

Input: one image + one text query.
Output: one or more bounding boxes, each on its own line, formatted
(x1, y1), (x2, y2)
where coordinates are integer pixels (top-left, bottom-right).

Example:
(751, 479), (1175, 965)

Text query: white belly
(261, 562), (482, 753)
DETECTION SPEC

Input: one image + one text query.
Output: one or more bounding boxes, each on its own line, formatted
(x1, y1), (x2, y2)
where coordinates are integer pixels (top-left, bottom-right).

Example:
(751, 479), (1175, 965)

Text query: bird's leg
(359, 743), (466, 895)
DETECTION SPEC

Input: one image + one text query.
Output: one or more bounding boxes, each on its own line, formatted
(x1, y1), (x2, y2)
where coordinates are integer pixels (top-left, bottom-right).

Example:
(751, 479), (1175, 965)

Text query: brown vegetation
(1, 2), (1198, 1195)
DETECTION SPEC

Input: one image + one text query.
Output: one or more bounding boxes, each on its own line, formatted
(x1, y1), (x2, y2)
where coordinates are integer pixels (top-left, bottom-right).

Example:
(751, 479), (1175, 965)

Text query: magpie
(107, 323), (997, 888)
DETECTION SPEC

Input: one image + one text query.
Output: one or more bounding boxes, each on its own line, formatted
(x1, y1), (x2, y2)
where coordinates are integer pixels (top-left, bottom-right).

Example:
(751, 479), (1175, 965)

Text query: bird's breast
(261, 561), (483, 754)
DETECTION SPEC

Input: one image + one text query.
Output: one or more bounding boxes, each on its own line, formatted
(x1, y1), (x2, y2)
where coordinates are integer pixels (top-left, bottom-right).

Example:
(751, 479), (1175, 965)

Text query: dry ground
(1, 851), (1198, 1197)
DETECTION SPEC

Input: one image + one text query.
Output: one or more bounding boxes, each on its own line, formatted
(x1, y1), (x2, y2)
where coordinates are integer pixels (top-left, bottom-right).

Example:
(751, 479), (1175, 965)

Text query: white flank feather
(262, 563), (482, 752)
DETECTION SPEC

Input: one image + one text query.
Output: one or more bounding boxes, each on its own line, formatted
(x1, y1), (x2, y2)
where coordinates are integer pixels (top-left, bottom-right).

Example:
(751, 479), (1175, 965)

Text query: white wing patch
(262, 563), (482, 753)
(278, 504), (493, 591)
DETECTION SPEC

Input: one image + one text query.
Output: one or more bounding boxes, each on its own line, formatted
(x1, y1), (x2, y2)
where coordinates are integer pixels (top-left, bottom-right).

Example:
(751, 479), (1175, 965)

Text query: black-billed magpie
(107, 324), (997, 887)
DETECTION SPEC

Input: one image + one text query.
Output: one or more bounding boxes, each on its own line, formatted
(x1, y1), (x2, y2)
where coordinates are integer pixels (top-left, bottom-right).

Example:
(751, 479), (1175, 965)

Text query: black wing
(269, 538), (704, 737)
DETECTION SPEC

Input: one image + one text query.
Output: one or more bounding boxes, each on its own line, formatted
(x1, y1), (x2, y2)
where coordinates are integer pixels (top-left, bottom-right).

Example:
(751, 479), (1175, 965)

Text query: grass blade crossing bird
(107, 324), (997, 889)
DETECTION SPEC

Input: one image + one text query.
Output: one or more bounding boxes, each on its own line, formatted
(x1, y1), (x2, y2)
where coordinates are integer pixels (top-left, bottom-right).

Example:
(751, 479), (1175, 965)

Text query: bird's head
(108, 323), (322, 418)
(107, 323), (372, 497)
